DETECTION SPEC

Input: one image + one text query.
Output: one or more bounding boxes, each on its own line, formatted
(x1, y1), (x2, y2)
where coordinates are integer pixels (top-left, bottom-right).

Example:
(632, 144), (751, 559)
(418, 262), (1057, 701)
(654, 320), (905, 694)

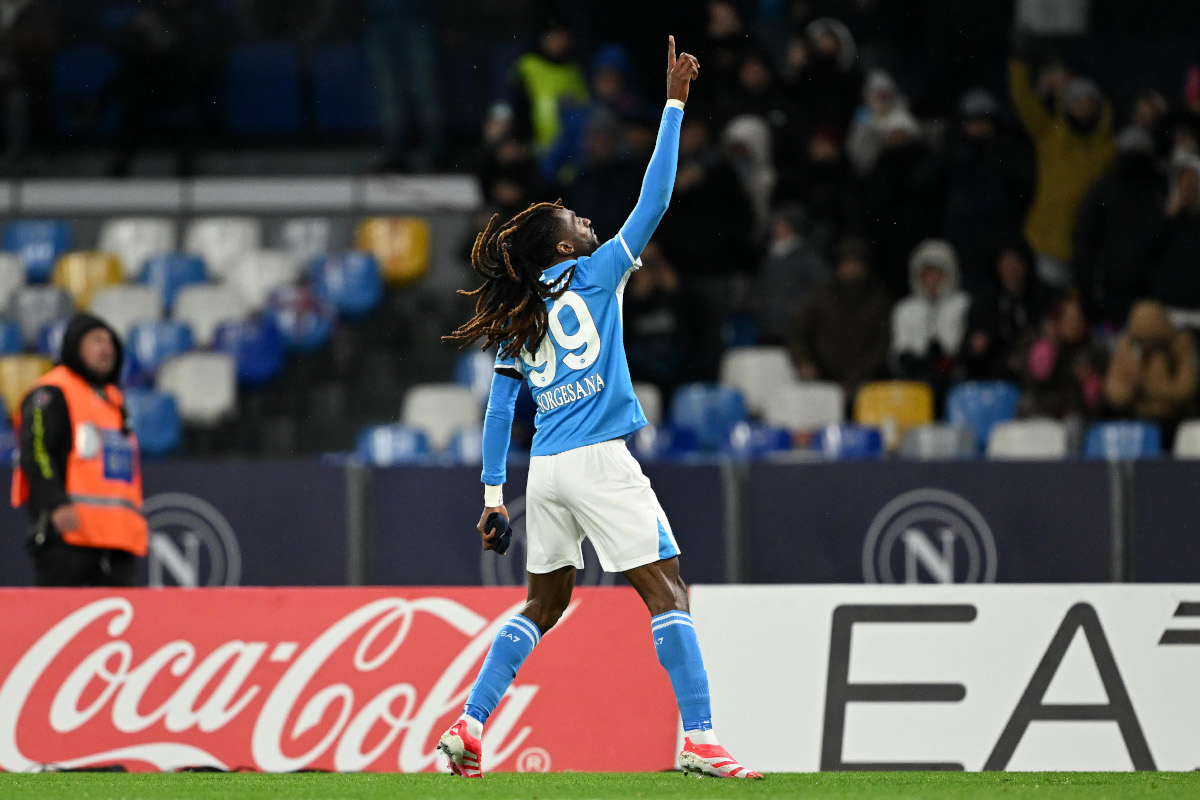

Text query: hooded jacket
(890, 239), (971, 360)
(1104, 300), (1198, 420)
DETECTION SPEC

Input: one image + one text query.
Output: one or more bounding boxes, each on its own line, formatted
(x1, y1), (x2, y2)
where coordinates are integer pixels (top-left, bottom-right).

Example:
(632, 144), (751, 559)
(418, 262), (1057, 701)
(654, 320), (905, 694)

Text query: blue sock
(651, 611), (712, 731)
(462, 614), (541, 725)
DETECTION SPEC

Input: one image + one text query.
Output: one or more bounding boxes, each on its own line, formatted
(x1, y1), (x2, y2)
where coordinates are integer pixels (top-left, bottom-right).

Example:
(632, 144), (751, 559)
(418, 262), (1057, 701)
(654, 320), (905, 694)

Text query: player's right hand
(477, 505), (510, 551)
(667, 35), (700, 103)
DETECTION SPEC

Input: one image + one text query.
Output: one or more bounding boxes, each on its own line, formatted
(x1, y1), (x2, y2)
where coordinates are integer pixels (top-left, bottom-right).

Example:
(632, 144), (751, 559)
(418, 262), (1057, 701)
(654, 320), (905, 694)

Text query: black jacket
(18, 314), (125, 520)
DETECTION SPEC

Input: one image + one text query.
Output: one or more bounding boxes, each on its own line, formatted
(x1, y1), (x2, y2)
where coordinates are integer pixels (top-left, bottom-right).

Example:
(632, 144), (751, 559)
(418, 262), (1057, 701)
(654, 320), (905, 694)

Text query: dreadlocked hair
(443, 199), (579, 360)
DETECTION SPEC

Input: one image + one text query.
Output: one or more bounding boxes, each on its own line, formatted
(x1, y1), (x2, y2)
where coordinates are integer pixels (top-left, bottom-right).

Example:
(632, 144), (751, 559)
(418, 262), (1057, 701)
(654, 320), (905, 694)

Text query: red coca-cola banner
(0, 588), (677, 773)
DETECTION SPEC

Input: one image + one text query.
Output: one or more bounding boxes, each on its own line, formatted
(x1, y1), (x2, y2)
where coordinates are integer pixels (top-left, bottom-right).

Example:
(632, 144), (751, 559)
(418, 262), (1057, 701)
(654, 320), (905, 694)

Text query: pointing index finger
(668, 35), (676, 68)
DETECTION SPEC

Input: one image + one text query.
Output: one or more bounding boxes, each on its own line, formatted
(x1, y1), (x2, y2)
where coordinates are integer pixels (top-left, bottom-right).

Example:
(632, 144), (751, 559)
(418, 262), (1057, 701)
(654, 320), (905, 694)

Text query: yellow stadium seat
(0, 354), (54, 421)
(853, 380), (935, 450)
(52, 252), (124, 310)
(355, 217), (431, 286)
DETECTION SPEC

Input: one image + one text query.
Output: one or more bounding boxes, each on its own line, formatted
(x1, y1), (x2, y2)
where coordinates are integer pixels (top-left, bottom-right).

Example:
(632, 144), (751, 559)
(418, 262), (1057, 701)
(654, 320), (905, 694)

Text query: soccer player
(439, 36), (762, 780)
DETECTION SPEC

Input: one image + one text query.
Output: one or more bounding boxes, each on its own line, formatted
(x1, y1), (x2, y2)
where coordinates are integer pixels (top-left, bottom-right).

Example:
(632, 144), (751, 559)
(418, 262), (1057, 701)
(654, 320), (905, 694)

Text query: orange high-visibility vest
(11, 366), (148, 555)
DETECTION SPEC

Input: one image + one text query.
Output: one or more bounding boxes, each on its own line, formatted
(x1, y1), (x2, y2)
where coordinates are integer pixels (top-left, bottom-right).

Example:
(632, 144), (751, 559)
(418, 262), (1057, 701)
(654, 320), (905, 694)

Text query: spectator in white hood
(846, 69), (909, 175)
(890, 239), (970, 399)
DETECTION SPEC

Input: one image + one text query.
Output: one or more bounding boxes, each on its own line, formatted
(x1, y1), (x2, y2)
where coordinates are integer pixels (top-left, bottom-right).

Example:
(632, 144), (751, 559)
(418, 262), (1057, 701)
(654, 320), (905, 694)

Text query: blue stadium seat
(2, 220), (72, 283)
(356, 424), (431, 466)
(0, 428), (15, 464)
(446, 427), (484, 466)
(310, 251), (383, 318)
(627, 424), (701, 461)
(454, 349), (497, 406)
(0, 320), (23, 355)
(722, 421), (793, 459)
(813, 423), (885, 460)
(226, 44), (304, 135)
(669, 383), (747, 451)
(265, 286), (335, 352)
(141, 253), (207, 310)
(124, 388), (183, 458)
(311, 43), (378, 134)
(36, 318), (69, 361)
(125, 320), (195, 385)
(212, 317), (285, 387)
(945, 381), (1021, 451)
(1084, 421), (1162, 460)
(52, 45), (118, 138)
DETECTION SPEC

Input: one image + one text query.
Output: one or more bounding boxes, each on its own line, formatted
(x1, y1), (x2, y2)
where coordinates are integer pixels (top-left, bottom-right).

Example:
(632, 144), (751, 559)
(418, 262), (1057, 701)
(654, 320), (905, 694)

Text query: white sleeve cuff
(666, 99), (686, 111)
(484, 485), (504, 507)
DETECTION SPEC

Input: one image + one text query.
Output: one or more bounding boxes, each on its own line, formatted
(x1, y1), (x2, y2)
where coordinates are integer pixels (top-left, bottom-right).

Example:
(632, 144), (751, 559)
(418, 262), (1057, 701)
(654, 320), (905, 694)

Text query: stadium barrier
(691, 584), (1200, 772)
(0, 587), (676, 773)
(1, 459), (1198, 586)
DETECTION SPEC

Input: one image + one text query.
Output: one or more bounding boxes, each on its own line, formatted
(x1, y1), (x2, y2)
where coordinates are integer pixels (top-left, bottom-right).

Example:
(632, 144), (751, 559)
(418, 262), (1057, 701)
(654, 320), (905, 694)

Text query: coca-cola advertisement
(0, 588), (677, 772)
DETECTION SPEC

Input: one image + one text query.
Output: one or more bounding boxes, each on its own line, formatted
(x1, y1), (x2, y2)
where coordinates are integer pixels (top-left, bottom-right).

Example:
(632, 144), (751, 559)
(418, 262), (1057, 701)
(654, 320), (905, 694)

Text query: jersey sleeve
(481, 368), (521, 486)
(578, 102), (683, 293)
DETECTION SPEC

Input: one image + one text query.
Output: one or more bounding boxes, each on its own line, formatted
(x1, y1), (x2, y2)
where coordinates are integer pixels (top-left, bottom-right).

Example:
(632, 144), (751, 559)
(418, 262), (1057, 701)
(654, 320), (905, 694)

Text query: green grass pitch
(0, 772), (1197, 800)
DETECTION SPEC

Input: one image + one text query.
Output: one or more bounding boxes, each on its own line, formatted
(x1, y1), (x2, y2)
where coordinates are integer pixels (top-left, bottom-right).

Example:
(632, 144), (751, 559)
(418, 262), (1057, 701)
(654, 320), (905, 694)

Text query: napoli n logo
(144, 492), (242, 587)
(862, 488), (997, 584)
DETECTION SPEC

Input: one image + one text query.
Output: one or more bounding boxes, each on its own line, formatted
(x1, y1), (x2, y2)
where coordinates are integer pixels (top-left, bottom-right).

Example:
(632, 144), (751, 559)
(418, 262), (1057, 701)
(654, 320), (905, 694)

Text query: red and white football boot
(438, 718), (484, 778)
(678, 736), (764, 779)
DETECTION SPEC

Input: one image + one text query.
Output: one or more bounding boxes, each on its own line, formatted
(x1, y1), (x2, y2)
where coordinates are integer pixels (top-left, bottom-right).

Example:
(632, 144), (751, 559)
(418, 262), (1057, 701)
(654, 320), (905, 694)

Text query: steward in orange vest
(12, 314), (148, 586)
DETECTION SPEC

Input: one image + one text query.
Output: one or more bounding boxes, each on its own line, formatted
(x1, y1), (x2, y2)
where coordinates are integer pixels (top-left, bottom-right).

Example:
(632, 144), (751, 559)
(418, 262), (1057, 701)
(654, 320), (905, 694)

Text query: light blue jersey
(481, 102), (683, 484)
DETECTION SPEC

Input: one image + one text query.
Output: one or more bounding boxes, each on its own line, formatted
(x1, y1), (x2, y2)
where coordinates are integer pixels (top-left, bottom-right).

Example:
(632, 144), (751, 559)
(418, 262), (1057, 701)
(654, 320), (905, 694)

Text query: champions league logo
(144, 493), (243, 587)
(480, 495), (615, 587)
(862, 488), (998, 584)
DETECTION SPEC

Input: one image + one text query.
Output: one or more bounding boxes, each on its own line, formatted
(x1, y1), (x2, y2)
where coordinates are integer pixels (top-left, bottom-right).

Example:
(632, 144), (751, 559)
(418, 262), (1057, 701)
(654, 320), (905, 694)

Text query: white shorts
(525, 439), (680, 574)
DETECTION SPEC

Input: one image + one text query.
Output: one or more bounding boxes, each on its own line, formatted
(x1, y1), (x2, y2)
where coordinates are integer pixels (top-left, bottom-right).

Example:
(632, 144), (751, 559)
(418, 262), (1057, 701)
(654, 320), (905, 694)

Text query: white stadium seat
(230, 249), (302, 310)
(719, 346), (797, 417)
(173, 283), (250, 347)
(986, 418), (1070, 460)
(764, 380), (845, 431)
(900, 423), (976, 460)
(89, 285), (163, 342)
(0, 254), (26, 315)
(1173, 419), (1200, 458)
(632, 381), (663, 425)
(277, 217), (334, 266)
(156, 352), (237, 426)
(401, 383), (482, 451)
(183, 217), (262, 281)
(98, 217), (177, 279)
(10, 285), (73, 347)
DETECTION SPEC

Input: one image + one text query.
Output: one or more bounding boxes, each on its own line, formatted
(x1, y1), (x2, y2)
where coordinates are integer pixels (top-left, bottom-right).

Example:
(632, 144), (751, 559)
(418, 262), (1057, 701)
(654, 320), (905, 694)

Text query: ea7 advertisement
(692, 586), (1200, 772)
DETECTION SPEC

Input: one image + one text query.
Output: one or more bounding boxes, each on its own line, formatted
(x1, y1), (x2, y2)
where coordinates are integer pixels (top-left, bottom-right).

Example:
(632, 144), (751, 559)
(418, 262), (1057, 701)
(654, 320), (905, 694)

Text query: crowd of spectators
(468, 1), (1200, 447)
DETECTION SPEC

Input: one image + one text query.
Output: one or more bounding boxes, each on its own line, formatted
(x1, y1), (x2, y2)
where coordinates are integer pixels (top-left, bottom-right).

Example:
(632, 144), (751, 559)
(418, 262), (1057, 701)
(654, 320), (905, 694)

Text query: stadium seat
(0, 254), (25, 313)
(52, 45), (118, 138)
(89, 285), (163, 342)
(229, 249), (303, 310)
(10, 286), (73, 347)
(183, 217), (262, 281)
(52, 252), (124, 310)
(945, 380), (1021, 452)
(718, 346), (797, 417)
(764, 380), (845, 432)
(156, 352), (237, 427)
(454, 349), (497, 407)
(355, 217), (431, 286)
(277, 217), (335, 266)
(226, 43), (304, 135)
(853, 381), (935, 450)
(174, 284), (250, 348)
(986, 419), (1070, 460)
(723, 421), (793, 459)
(125, 320), (195, 385)
(401, 384), (482, 452)
(98, 217), (177, 279)
(813, 423), (884, 460)
(899, 423), (977, 460)
(669, 383), (748, 451)
(356, 424), (431, 466)
(264, 286), (335, 352)
(627, 424), (701, 461)
(2, 219), (72, 283)
(212, 317), (284, 387)
(310, 251), (383, 319)
(0, 321), (22, 356)
(446, 427), (485, 466)
(632, 382), (663, 426)
(141, 253), (207, 310)
(1084, 421), (1162, 460)
(124, 388), (183, 457)
(312, 43), (378, 134)
(1173, 420), (1200, 458)
(0, 355), (54, 417)
(36, 319), (68, 361)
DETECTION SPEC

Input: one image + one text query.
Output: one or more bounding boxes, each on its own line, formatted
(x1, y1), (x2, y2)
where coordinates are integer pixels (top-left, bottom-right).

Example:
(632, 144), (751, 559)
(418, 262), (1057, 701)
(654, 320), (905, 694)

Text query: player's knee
(523, 600), (569, 634)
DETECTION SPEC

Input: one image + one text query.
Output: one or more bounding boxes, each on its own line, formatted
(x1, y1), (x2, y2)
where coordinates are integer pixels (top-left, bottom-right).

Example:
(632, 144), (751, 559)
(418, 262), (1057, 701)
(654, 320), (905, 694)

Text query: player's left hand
(477, 505), (510, 553)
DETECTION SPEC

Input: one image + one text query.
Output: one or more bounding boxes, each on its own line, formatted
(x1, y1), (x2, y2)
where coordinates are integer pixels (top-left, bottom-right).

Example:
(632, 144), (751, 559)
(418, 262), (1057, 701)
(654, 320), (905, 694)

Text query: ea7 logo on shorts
(862, 488), (998, 584)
